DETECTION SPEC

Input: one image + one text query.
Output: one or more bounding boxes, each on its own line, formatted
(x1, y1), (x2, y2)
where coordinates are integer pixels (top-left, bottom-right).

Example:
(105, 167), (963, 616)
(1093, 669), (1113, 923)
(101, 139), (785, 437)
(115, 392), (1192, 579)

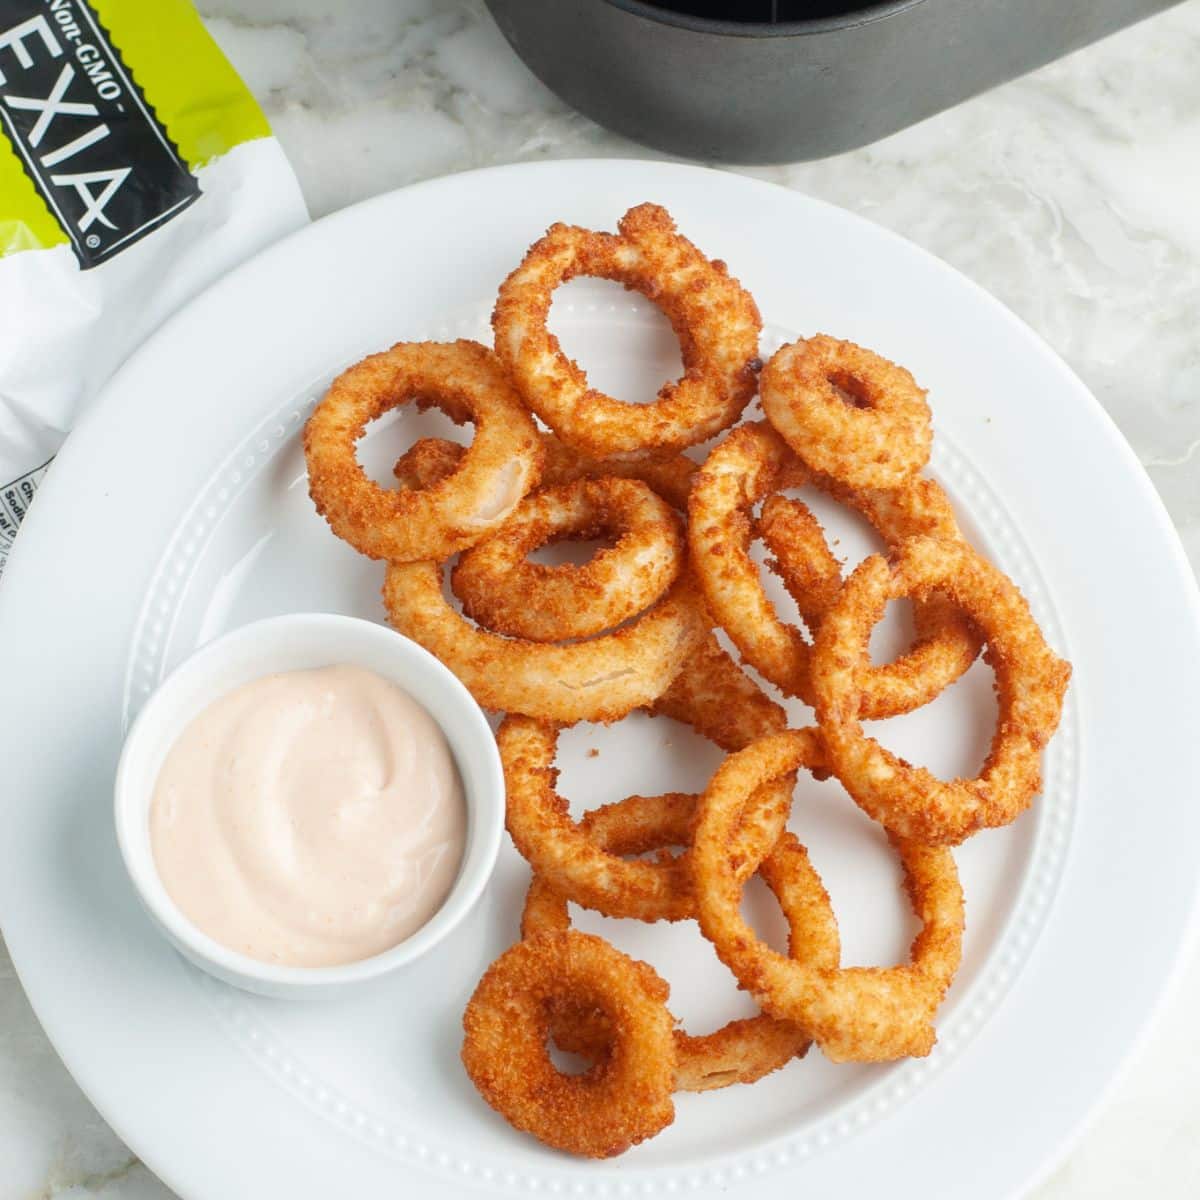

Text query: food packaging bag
(0, 0), (308, 576)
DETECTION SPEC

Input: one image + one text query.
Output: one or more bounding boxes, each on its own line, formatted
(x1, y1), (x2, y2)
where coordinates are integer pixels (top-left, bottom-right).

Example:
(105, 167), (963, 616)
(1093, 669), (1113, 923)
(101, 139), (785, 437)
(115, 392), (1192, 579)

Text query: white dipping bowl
(114, 613), (504, 998)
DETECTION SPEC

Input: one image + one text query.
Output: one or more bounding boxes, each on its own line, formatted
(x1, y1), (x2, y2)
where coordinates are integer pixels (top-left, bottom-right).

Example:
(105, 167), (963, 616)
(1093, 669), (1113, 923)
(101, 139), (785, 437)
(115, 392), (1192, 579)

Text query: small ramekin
(114, 613), (504, 998)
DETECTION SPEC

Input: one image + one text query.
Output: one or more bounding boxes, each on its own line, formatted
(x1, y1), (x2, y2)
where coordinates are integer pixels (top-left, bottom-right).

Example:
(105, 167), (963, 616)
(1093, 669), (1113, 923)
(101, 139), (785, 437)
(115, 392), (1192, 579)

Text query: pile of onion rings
(688, 421), (983, 719)
(302, 202), (1071, 1157)
(520, 794), (841, 1092)
(691, 730), (964, 1063)
(498, 633), (793, 923)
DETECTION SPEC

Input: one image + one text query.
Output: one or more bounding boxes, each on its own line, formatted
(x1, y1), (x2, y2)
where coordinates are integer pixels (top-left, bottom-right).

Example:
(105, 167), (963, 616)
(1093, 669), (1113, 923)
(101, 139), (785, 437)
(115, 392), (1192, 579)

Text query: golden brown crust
(811, 535), (1071, 844)
(649, 627), (786, 751)
(691, 730), (965, 1063)
(303, 340), (542, 562)
(689, 422), (814, 694)
(500, 634), (793, 922)
(493, 203), (762, 458)
(295, 210), (1075, 1150)
(760, 472), (983, 718)
(451, 477), (684, 642)
(390, 436), (466, 490)
(537, 430), (699, 512)
(521, 794), (840, 1092)
(460, 931), (675, 1157)
(760, 334), (931, 490)
(689, 421), (981, 719)
(392, 431), (699, 512)
(383, 564), (708, 723)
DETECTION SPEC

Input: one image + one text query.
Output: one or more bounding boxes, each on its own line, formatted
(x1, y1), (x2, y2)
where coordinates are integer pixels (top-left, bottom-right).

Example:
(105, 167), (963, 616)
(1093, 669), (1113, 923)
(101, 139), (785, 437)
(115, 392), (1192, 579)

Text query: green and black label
(0, 0), (199, 268)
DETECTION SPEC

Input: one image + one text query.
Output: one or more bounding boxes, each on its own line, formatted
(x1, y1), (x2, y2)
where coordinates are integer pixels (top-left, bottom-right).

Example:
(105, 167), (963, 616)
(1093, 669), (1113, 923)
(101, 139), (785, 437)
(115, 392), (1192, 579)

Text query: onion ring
(760, 335), (931, 489)
(492, 203), (762, 458)
(393, 430), (698, 512)
(460, 930), (675, 1157)
(692, 730), (965, 1063)
(498, 634), (793, 920)
(450, 477), (684, 643)
(688, 421), (980, 719)
(382, 562), (708, 723)
(521, 792), (841, 1092)
(811, 535), (1071, 844)
(304, 340), (542, 562)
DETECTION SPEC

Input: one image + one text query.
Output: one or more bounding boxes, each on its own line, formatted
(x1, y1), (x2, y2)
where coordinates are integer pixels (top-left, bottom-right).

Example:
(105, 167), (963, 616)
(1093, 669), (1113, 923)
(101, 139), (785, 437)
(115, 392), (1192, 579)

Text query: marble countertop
(4, 0), (1200, 1195)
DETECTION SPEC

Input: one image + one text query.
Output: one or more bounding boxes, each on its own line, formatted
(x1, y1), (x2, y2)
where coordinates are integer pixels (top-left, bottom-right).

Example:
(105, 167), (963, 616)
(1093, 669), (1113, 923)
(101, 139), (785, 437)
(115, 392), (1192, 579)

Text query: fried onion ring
(761, 335), (931, 490)
(689, 422), (980, 719)
(692, 730), (964, 1063)
(811, 535), (1071, 844)
(393, 430), (698, 512)
(521, 792), (840, 1092)
(303, 340), (542, 562)
(493, 203), (761, 458)
(498, 634), (793, 920)
(461, 930), (675, 1157)
(450, 477), (684, 643)
(382, 563), (707, 723)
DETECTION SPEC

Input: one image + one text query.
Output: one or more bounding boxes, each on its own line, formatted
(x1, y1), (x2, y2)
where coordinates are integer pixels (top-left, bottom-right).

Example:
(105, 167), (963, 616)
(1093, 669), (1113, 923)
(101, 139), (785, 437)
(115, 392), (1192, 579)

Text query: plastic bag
(0, 0), (308, 575)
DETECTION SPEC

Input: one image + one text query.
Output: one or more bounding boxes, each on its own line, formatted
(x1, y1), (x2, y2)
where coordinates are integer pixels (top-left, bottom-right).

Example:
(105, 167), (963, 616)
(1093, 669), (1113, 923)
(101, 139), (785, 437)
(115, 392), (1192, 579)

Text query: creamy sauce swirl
(150, 665), (466, 966)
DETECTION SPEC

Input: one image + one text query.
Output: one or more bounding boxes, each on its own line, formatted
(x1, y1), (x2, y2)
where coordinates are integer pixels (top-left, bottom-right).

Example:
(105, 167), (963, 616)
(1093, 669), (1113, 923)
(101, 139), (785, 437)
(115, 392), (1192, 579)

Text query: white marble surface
(4, 1), (1200, 1195)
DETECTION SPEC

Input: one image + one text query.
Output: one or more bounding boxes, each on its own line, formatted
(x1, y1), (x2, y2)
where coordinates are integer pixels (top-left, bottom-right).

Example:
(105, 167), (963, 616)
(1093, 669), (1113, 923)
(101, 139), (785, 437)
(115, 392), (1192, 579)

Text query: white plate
(2, 160), (1199, 1200)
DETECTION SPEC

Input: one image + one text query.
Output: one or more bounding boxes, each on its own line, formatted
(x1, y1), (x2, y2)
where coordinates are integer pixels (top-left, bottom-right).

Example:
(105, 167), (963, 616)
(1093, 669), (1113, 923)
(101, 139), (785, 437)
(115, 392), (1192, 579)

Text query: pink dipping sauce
(149, 665), (466, 967)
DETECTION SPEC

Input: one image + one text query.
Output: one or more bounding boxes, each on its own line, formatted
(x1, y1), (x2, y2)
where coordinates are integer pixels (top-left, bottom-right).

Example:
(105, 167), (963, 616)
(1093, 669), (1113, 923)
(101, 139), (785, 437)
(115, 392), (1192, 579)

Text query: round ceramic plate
(2, 160), (1198, 1200)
